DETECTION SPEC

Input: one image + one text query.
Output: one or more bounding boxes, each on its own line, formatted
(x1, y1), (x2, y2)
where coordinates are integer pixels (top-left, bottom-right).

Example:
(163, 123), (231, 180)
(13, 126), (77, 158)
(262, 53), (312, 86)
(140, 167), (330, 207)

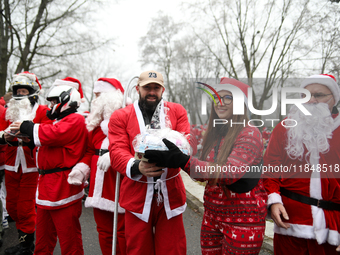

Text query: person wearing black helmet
(0, 71), (52, 255)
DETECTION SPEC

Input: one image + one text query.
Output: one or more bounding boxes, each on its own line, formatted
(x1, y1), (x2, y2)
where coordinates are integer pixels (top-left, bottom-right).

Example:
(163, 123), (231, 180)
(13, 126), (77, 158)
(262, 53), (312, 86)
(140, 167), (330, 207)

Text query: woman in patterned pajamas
(145, 78), (267, 255)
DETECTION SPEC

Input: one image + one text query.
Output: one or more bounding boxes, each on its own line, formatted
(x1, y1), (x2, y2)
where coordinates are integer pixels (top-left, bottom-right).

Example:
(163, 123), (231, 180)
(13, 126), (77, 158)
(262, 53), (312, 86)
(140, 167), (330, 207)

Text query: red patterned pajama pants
(201, 211), (265, 255)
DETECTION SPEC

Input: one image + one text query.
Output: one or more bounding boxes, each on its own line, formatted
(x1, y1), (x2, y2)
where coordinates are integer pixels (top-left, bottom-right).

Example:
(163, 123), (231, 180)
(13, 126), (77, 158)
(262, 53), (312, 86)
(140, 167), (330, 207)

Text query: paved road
(0, 201), (273, 255)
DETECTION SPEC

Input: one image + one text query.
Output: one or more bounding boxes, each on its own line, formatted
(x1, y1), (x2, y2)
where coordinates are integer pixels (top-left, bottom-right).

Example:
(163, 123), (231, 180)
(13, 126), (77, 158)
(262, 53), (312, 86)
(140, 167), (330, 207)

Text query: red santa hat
(52, 77), (85, 102)
(93, 78), (124, 93)
(300, 74), (340, 105)
(212, 77), (250, 106)
(219, 77), (250, 97)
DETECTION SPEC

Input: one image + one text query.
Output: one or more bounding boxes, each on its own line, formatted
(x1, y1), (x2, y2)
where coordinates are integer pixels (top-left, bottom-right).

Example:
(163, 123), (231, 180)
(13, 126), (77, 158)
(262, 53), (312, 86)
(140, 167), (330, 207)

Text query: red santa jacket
(80, 120), (124, 213)
(34, 113), (87, 209)
(3, 104), (51, 173)
(263, 114), (340, 246)
(108, 100), (190, 222)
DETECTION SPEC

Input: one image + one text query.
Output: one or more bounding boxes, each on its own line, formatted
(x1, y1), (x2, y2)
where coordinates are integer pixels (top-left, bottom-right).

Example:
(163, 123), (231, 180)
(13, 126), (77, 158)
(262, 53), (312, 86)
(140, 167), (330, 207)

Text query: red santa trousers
(93, 208), (126, 255)
(5, 166), (38, 234)
(274, 233), (339, 255)
(34, 200), (84, 255)
(200, 210), (265, 255)
(125, 197), (186, 255)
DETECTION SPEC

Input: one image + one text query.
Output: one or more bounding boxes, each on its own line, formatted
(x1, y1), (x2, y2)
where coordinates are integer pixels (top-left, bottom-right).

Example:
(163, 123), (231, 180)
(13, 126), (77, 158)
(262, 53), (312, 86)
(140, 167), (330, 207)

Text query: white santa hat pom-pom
(126, 97), (133, 106)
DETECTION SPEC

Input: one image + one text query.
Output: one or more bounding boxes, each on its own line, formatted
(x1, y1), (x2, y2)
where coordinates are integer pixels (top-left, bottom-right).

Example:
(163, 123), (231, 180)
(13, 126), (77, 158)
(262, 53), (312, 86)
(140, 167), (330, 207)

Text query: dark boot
(5, 243), (21, 254)
(14, 230), (34, 255)
(4, 230), (21, 255)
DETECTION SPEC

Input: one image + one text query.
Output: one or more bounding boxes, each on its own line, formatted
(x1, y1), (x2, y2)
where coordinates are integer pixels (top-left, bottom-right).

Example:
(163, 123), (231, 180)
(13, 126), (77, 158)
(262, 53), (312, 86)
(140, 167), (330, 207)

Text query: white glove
(68, 169), (85, 185)
(68, 163), (90, 185)
(97, 152), (111, 172)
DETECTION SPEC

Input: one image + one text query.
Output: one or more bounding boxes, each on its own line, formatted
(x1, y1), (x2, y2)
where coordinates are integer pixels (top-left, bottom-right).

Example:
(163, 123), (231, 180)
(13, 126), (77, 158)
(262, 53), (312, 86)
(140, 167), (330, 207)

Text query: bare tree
(59, 47), (123, 112)
(139, 12), (183, 102)
(0, 0), (111, 96)
(139, 15), (222, 124)
(173, 34), (223, 124)
(186, 0), (313, 118)
(0, 0), (14, 95)
(308, 2), (340, 74)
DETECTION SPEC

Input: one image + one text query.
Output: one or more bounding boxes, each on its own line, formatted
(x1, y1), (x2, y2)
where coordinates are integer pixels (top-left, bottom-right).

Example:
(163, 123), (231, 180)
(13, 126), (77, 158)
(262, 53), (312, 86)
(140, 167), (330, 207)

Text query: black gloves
(144, 138), (190, 169)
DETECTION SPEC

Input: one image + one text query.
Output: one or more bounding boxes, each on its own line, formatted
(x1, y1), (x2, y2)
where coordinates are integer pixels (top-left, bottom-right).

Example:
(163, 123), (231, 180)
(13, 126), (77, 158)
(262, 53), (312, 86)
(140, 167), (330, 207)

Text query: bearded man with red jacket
(108, 70), (190, 255)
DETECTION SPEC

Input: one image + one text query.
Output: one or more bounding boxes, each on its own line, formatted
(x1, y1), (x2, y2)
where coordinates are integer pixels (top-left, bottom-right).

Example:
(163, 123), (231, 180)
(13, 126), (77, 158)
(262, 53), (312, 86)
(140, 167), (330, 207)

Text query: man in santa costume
(68, 77), (127, 255)
(0, 72), (51, 255)
(108, 70), (190, 255)
(10, 77), (88, 255)
(264, 74), (340, 255)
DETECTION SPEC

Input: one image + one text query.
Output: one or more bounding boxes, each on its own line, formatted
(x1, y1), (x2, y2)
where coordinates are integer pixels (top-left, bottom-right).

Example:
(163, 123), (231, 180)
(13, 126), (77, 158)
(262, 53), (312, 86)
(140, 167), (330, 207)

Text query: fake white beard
(5, 98), (34, 122)
(86, 90), (123, 132)
(285, 103), (334, 164)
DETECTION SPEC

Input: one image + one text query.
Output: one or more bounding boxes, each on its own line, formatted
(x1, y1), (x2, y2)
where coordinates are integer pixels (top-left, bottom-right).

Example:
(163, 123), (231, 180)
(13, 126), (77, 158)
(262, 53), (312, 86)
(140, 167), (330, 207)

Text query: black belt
(95, 149), (109, 156)
(223, 160), (263, 193)
(280, 187), (340, 211)
(38, 167), (71, 175)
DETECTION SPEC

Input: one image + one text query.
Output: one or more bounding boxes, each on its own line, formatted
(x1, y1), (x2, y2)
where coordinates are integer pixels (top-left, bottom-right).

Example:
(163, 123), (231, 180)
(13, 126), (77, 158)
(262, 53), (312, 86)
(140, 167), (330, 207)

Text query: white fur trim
(52, 79), (79, 90)
(5, 138), (37, 173)
(274, 223), (316, 239)
(84, 138), (125, 213)
(328, 229), (340, 246)
(134, 100), (146, 133)
(93, 81), (118, 93)
(36, 188), (84, 207)
(274, 223), (340, 246)
(100, 119), (109, 136)
(101, 137), (109, 149)
(33, 124), (41, 147)
(126, 158), (142, 181)
(267, 192), (283, 208)
(85, 197), (125, 213)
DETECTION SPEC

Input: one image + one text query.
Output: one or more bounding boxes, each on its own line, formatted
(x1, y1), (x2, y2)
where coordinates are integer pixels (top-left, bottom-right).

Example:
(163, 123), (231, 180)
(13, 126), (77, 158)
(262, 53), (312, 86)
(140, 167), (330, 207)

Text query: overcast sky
(97, 0), (187, 86)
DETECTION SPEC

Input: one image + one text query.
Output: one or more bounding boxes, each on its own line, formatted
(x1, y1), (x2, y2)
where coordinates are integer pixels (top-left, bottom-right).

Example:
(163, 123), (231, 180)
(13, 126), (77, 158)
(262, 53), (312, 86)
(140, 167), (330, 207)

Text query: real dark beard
(139, 96), (161, 114)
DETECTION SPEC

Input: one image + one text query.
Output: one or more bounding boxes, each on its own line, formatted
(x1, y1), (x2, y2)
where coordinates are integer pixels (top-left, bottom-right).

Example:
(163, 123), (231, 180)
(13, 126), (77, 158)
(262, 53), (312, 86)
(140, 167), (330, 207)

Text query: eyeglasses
(301, 93), (332, 100)
(213, 94), (233, 105)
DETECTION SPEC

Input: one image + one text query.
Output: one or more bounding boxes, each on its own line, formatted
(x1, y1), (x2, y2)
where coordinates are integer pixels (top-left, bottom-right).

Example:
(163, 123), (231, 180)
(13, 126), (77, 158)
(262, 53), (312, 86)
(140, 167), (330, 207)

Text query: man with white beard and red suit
(263, 74), (340, 255)
(108, 70), (190, 255)
(9, 77), (88, 255)
(0, 72), (51, 255)
(68, 77), (127, 255)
